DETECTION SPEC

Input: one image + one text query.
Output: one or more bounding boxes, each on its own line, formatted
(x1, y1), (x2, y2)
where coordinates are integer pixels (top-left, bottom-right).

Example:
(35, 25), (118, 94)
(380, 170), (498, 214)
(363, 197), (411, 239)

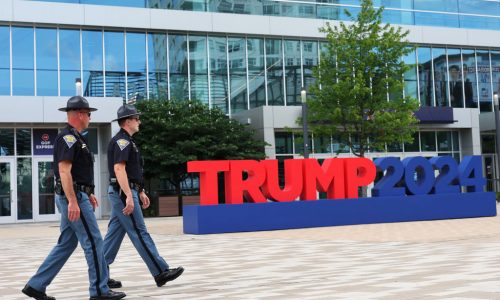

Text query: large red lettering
(187, 160), (229, 205)
(344, 158), (376, 198)
(225, 160), (266, 204)
(301, 158), (345, 200)
(261, 159), (303, 202)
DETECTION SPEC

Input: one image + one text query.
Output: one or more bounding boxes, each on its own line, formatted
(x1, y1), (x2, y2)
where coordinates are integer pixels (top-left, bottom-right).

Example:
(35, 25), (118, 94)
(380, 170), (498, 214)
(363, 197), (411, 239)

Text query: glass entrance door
(33, 158), (59, 221)
(0, 157), (16, 223)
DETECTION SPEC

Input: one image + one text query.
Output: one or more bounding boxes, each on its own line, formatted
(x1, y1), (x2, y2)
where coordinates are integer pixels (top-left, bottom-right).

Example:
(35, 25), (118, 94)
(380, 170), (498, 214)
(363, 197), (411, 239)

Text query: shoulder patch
(63, 135), (77, 148)
(116, 139), (130, 151)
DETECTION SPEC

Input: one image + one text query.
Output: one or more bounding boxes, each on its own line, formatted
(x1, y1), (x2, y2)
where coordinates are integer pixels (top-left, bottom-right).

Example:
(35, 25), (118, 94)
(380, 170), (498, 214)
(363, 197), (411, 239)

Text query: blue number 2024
(372, 156), (486, 197)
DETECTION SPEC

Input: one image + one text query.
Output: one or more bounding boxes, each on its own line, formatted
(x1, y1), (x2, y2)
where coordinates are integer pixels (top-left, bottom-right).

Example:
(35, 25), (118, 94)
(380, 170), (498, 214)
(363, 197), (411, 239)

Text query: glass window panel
(189, 35), (208, 104)
(84, 0), (146, 7)
(0, 161), (11, 216)
(228, 37), (247, 113)
(417, 47), (433, 106)
(126, 32), (146, 101)
(0, 129), (14, 156)
(414, 12), (459, 28)
(82, 30), (104, 97)
(462, 49), (478, 108)
(17, 157), (32, 220)
(420, 131), (436, 152)
(414, 0), (458, 12)
(459, 15), (500, 30)
(37, 70), (58, 96)
(266, 39), (284, 106)
(332, 135), (349, 153)
(275, 132), (293, 154)
(481, 134), (495, 154)
(447, 48), (463, 108)
(16, 128), (31, 156)
(147, 32), (168, 100)
(404, 132), (420, 152)
(381, 9), (413, 25)
(36, 28), (58, 96)
(294, 132), (303, 154)
(313, 135), (330, 154)
(403, 51), (418, 99)
(0, 26), (9, 95)
(303, 40), (318, 98)
(105, 31), (125, 98)
(437, 131), (452, 151)
(169, 34), (189, 100)
(247, 38), (265, 108)
(209, 36), (228, 113)
(387, 142), (402, 152)
(284, 40), (301, 106)
(476, 49), (492, 112)
(452, 131), (459, 152)
(432, 48), (448, 107)
(0, 69), (9, 95)
(0, 26), (9, 69)
(12, 70), (34, 96)
(458, 0), (500, 16)
(12, 27), (34, 96)
(492, 51), (500, 103)
(60, 29), (81, 96)
(38, 161), (55, 215)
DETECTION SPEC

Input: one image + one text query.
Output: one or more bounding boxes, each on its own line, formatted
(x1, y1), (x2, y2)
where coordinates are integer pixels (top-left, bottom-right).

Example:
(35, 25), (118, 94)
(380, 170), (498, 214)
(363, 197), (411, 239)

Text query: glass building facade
(31, 0), (500, 31)
(1, 25), (500, 114)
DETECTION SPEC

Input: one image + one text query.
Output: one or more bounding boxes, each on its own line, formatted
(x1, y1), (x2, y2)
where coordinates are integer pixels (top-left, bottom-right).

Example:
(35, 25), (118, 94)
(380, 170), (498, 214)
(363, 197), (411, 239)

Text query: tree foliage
(134, 99), (267, 211)
(307, 0), (419, 157)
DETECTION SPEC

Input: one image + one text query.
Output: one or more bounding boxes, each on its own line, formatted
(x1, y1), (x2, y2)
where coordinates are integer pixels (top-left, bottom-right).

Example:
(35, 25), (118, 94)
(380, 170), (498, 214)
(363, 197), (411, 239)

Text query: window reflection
(126, 32), (147, 101)
(147, 32), (168, 100)
(447, 48), (463, 108)
(169, 34), (189, 100)
(189, 35), (208, 104)
(0, 129), (14, 156)
(82, 30), (104, 97)
(36, 28), (58, 96)
(60, 29), (81, 96)
(228, 37), (247, 113)
(432, 48), (447, 107)
(12, 27), (34, 96)
(417, 47), (433, 106)
(477, 49), (493, 112)
(462, 49), (477, 108)
(209, 36), (229, 113)
(266, 38), (284, 106)
(403, 48), (418, 100)
(105, 31), (126, 98)
(0, 26), (10, 95)
(284, 40), (302, 106)
(247, 38), (265, 108)
(17, 157), (32, 220)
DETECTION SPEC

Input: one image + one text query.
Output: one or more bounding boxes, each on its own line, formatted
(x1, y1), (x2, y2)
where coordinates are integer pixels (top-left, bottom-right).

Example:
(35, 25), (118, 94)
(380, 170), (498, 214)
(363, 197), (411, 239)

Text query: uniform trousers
(103, 186), (169, 278)
(27, 192), (110, 297)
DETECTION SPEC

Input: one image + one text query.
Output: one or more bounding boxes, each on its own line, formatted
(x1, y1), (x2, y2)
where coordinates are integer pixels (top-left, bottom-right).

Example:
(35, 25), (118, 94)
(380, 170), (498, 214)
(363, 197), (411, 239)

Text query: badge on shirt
(117, 139), (130, 151)
(63, 135), (77, 149)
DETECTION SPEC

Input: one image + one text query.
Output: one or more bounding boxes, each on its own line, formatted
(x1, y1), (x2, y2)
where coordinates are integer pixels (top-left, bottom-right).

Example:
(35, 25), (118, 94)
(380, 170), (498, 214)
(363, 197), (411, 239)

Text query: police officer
(103, 104), (184, 289)
(23, 96), (126, 300)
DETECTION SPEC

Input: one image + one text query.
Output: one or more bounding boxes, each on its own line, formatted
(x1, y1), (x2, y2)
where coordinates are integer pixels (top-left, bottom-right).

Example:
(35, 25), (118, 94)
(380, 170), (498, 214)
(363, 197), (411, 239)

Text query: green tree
(134, 99), (267, 215)
(306, 0), (419, 158)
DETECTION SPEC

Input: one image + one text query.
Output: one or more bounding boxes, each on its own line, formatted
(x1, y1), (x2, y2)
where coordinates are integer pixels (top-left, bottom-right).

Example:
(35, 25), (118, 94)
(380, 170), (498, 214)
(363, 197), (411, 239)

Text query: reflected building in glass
(0, 0), (500, 222)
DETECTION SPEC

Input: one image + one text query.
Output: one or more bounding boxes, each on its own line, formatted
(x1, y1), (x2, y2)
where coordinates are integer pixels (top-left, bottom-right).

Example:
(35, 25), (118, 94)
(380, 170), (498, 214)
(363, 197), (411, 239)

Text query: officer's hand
(89, 194), (99, 209)
(68, 201), (80, 222)
(140, 192), (150, 209)
(122, 196), (134, 216)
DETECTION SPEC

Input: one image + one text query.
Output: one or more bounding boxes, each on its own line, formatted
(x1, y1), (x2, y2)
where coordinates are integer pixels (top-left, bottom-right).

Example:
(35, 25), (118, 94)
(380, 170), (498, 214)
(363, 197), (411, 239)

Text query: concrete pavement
(2, 204), (500, 299)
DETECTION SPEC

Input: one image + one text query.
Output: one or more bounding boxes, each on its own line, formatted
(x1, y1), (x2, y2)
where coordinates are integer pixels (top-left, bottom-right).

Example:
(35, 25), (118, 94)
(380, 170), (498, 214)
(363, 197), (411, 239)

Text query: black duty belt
(110, 178), (144, 193)
(55, 180), (94, 197)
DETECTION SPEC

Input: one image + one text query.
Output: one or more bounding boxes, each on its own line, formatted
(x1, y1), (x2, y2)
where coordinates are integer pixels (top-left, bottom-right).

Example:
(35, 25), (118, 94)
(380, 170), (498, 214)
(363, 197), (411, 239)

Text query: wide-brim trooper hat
(112, 104), (142, 122)
(58, 95), (97, 112)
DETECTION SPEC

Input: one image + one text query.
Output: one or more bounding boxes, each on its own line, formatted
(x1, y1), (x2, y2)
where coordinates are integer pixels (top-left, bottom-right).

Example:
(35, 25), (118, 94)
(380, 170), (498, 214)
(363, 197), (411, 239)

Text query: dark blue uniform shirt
(108, 128), (143, 184)
(53, 125), (94, 186)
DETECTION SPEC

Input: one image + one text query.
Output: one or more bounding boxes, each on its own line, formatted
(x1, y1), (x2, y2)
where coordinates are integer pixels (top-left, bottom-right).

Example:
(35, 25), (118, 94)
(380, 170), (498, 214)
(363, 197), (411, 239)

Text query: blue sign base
(183, 192), (497, 234)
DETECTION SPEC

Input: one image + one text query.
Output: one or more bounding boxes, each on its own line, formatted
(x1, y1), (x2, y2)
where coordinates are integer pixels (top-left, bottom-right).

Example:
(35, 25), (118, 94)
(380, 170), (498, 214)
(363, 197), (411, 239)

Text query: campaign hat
(58, 96), (97, 112)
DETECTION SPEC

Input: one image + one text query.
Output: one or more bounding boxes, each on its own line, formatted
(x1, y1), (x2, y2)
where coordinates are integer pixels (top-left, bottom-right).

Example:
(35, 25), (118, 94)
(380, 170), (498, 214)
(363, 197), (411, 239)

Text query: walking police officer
(103, 104), (184, 289)
(23, 96), (126, 300)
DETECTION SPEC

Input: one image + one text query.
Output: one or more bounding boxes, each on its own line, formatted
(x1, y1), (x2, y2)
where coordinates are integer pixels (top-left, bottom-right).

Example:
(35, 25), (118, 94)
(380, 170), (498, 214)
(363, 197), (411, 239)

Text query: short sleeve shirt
(53, 125), (94, 185)
(107, 128), (143, 183)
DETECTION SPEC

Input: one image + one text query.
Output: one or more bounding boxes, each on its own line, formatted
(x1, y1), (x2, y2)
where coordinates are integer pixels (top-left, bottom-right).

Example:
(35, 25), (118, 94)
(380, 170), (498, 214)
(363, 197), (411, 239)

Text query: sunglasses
(78, 111), (91, 117)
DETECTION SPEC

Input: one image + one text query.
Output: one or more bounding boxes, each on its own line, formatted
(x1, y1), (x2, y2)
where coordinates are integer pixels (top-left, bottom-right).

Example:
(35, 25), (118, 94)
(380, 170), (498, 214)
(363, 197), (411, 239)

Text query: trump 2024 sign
(182, 156), (496, 234)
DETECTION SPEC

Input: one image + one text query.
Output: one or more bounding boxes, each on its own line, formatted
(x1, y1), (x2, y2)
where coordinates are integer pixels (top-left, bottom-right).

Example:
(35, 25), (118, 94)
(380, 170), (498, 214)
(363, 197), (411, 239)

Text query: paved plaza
(2, 205), (500, 300)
